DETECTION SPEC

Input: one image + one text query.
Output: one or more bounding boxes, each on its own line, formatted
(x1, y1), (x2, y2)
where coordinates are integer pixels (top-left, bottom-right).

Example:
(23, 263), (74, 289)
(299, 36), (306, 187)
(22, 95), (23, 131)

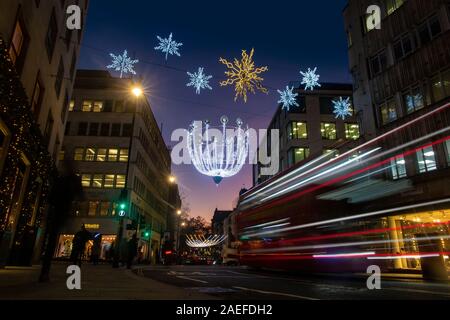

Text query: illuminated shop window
(345, 123), (360, 140)
(391, 156), (407, 180)
(416, 146), (437, 173)
(321, 123), (336, 140)
(288, 122), (308, 139)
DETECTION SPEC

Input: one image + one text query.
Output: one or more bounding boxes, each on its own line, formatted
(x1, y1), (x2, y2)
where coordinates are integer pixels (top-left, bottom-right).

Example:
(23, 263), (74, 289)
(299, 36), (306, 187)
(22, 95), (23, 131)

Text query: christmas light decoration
(219, 49), (268, 103)
(186, 234), (227, 248)
(277, 86), (299, 111)
(154, 32), (183, 60)
(186, 67), (213, 94)
(107, 50), (139, 78)
(187, 116), (249, 185)
(300, 67), (321, 91)
(332, 96), (352, 120)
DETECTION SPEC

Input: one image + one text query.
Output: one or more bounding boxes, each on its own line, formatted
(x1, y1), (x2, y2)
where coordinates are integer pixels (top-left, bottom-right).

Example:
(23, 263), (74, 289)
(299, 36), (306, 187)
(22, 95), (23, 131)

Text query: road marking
(176, 276), (209, 284)
(233, 286), (319, 300)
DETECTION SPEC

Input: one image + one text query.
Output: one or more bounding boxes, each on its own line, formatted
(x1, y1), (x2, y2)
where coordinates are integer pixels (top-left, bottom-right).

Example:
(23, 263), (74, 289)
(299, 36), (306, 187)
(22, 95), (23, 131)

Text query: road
(137, 265), (450, 300)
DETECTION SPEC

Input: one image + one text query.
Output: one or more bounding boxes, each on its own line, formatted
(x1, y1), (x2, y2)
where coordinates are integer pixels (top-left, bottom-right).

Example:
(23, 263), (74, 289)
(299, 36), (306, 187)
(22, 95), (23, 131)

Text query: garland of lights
(186, 234), (227, 248)
(187, 116), (249, 185)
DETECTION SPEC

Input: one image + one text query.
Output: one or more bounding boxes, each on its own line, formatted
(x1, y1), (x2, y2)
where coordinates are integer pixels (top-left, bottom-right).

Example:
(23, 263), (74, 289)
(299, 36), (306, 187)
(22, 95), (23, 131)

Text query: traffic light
(117, 189), (128, 217)
(141, 227), (151, 240)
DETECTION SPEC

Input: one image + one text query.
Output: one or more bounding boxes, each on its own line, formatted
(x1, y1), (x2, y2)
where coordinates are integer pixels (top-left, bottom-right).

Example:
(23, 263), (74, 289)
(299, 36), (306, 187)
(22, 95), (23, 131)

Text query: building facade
(56, 70), (176, 264)
(253, 83), (361, 185)
(0, 0), (88, 266)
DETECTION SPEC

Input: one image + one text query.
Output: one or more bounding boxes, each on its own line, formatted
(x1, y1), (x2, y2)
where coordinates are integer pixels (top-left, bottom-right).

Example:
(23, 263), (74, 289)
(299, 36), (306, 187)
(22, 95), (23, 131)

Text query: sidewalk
(0, 262), (213, 300)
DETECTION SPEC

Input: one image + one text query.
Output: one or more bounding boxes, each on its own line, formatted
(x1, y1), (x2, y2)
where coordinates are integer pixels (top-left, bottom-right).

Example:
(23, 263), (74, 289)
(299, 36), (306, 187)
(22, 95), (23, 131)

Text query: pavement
(0, 262), (212, 300)
(136, 265), (450, 300)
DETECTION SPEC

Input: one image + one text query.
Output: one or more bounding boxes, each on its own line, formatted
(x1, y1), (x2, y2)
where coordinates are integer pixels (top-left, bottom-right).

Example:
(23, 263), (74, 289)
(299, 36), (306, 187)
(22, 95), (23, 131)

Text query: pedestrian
(70, 225), (92, 267)
(91, 233), (102, 265)
(126, 233), (138, 269)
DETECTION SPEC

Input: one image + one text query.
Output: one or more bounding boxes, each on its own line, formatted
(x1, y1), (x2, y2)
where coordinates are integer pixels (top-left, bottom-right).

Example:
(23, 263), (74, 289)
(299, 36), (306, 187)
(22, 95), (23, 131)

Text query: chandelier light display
(186, 234), (227, 248)
(187, 116), (250, 185)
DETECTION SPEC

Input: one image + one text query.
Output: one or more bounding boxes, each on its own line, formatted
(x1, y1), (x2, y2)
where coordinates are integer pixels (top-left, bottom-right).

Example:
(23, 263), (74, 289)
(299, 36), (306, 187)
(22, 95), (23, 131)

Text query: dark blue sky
(78, 0), (351, 220)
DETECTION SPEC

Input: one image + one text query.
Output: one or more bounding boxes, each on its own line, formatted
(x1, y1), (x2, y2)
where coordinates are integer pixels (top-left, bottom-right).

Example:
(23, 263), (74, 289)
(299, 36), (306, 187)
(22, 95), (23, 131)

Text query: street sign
(118, 210), (126, 217)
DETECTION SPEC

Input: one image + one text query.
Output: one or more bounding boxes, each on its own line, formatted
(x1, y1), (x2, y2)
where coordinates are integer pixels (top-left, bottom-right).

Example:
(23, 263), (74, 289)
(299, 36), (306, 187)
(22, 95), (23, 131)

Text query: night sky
(77, 0), (351, 221)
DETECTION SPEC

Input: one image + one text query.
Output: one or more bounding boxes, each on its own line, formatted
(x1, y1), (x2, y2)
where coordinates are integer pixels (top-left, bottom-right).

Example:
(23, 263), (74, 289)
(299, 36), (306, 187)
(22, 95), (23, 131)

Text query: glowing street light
(132, 86), (143, 97)
(181, 222), (186, 227)
(177, 209), (182, 215)
(168, 175), (176, 184)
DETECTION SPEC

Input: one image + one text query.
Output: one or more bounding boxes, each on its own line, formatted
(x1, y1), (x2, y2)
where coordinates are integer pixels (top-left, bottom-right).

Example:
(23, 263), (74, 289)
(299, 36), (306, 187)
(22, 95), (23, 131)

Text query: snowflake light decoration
(300, 67), (321, 91)
(107, 50), (139, 78)
(154, 32), (183, 60)
(332, 97), (352, 120)
(219, 48), (268, 103)
(186, 67), (213, 94)
(277, 86), (299, 111)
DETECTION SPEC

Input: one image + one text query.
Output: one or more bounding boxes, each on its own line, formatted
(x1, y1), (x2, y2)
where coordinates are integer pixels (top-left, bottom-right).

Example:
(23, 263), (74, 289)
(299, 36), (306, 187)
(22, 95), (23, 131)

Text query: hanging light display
(186, 234), (227, 248)
(187, 116), (249, 185)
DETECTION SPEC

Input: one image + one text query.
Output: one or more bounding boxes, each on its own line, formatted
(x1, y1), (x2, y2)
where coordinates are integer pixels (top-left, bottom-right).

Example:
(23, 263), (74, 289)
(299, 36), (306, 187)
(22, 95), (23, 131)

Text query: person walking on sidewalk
(126, 233), (138, 269)
(71, 225), (91, 267)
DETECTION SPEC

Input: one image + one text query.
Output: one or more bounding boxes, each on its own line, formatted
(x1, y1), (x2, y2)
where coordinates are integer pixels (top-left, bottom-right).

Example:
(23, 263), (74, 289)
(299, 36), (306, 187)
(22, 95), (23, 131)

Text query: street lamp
(132, 86), (143, 97)
(168, 175), (176, 184)
(177, 209), (182, 215)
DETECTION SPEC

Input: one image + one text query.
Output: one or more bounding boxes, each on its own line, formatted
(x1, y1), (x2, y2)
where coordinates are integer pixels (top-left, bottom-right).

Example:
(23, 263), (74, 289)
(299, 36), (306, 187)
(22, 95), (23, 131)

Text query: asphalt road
(137, 265), (450, 300)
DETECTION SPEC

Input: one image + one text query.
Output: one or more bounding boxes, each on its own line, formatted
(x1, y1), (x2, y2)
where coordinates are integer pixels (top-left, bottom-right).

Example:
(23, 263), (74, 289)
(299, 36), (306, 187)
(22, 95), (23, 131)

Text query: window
(391, 156), (407, 180)
(419, 16), (441, 46)
(81, 174), (91, 187)
(380, 100), (397, 125)
(43, 111), (54, 146)
(393, 34), (414, 61)
(386, 0), (404, 15)
(45, 10), (58, 60)
(115, 100), (125, 112)
(445, 139), (450, 165)
(77, 122), (87, 135)
(431, 71), (450, 103)
(116, 175), (126, 188)
(97, 149), (107, 162)
(416, 146), (437, 173)
(31, 73), (44, 118)
(100, 202), (110, 216)
(100, 123), (110, 136)
(88, 201), (99, 216)
(74, 147), (84, 161)
(65, 122), (71, 135)
(59, 148), (65, 161)
(104, 175), (115, 188)
(9, 17), (28, 70)
(323, 149), (339, 157)
(93, 101), (103, 112)
(403, 88), (424, 114)
(108, 149), (118, 162)
(92, 175), (103, 188)
(288, 148), (310, 166)
(345, 123), (360, 140)
(54, 57), (64, 98)
(119, 149), (129, 162)
(288, 122), (308, 139)
(103, 100), (113, 112)
(88, 123), (99, 136)
(321, 123), (336, 140)
(319, 97), (334, 114)
(82, 101), (92, 112)
(69, 100), (75, 112)
(111, 123), (121, 136)
(122, 124), (133, 137)
(288, 96), (306, 113)
(85, 148), (96, 161)
(370, 50), (388, 77)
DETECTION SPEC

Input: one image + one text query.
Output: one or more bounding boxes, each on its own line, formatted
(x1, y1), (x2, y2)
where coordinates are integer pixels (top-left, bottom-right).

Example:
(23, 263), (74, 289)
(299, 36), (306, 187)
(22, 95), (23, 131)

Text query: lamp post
(112, 84), (143, 268)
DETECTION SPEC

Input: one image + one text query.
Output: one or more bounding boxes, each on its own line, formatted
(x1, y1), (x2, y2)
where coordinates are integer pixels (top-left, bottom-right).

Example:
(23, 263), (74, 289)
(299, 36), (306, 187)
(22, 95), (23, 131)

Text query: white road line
(233, 286), (319, 300)
(176, 276), (209, 284)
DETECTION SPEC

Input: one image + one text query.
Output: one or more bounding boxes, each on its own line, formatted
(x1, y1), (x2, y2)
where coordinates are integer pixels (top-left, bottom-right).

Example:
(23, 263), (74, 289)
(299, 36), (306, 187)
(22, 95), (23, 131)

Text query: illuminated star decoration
(332, 96), (352, 120)
(219, 48), (268, 103)
(107, 50), (139, 78)
(154, 32), (183, 60)
(186, 67), (213, 94)
(300, 67), (321, 91)
(277, 86), (299, 111)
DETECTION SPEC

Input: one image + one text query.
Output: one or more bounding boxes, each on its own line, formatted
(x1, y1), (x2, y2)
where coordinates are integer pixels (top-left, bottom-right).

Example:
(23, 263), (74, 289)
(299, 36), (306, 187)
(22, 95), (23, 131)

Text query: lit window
(92, 175), (103, 188)
(104, 175), (115, 188)
(97, 149), (107, 162)
(345, 123), (360, 140)
(9, 20), (25, 65)
(119, 149), (129, 162)
(386, 0), (404, 15)
(380, 101), (397, 125)
(82, 101), (92, 112)
(81, 174), (91, 187)
(93, 101), (103, 112)
(288, 122), (308, 139)
(391, 156), (407, 180)
(416, 146), (437, 173)
(323, 149), (339, 157)
(288, 148), (310, 166)
(403, 89), (424, 114)
(58, 149), (65, 161)
(74, 148), (84, 161)
(100, 202), (110, 216)
(85, 148), (96, 161)
(69, 100), (75, 111)
(88, 201), (99, 216)
(321, 123), (336, 140)
(115, 175), (126, 188)
(431, 75), (445, 103)
(108, 149), (118, 162)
